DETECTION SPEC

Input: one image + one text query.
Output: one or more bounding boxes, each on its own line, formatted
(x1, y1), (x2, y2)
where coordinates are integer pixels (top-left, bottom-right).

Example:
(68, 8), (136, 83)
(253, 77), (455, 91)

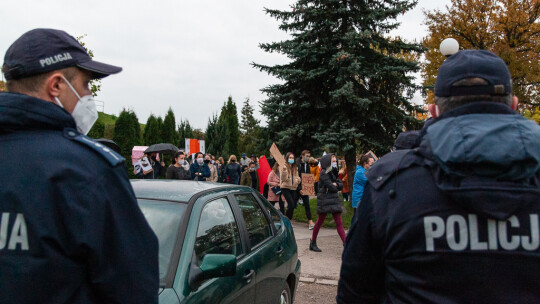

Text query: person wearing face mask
(224, 155), (242, 184)
(350, 155), (374, 225)
(297, 150), (315, 229)
(0, 29), (158, 303)
(280, 152), (302, 220)
(240, 162), (260, 191)
(166, 151), (191, 180)
(309, 154), (346, 252)
(205, 154), (218, 182)
(309, 157), (321, 193)
(190, 152), (211, 181)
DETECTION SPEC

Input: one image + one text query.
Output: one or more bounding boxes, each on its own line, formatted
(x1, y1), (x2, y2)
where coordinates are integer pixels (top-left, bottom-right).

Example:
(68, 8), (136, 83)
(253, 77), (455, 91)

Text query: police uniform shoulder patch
(63, 128), (124, 167)
(366, 149), (422, 190)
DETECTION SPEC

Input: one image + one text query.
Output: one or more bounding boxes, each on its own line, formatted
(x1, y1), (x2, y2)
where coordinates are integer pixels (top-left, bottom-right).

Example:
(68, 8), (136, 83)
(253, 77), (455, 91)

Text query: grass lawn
(292, 195), (355, 229)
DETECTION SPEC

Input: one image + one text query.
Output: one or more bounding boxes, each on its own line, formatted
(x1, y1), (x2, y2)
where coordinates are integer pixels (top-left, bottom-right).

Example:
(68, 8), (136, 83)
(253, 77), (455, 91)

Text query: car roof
(130, 180), (244, 202)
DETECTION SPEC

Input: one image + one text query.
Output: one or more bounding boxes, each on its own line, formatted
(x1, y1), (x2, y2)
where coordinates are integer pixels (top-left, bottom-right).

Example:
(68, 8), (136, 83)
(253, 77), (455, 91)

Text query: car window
(256, 192), (283, 231)
(138, 199), (186, 280)
(235, 193), (273, 249)
(194, 197), (242, 264)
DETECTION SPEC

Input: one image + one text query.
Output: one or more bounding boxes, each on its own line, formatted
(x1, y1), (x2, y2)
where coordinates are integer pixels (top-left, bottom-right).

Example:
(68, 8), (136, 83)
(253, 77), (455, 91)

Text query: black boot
(309, 239), (322, 252)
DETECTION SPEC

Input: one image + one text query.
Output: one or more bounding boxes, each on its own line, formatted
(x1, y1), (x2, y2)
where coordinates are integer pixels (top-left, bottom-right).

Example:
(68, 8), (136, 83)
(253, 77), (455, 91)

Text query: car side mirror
(188, 254), (236, 291)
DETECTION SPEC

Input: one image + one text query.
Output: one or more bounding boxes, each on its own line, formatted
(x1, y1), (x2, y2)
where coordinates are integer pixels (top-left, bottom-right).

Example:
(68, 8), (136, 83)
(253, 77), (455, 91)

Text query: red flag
(258, 156), (271, 194)
(190, 139), (200, 154)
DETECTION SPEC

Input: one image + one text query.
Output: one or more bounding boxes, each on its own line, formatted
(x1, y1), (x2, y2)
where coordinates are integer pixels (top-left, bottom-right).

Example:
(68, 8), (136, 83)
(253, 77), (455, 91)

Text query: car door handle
(243, 269), (255, 282)
(276, 246), (284, 255)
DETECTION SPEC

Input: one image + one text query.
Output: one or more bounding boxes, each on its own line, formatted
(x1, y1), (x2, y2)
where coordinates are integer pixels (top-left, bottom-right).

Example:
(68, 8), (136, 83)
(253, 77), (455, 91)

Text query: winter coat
(166, 165), (190, 180)
(316, 154), (343, 214)
(0, 92), (158, 303)
(310, 165), (320, 182)
(340, 172), (349, 193)
(267, 170), (283, 202)
(338, 102), (540, 303)
(351, 166), (367, 208)
(206, 162), (218, 182)
(190, 162), (211, 181)
(280, 164), (301, 190)
(241, 170), (260, 191)
(225, 162), (242, 184)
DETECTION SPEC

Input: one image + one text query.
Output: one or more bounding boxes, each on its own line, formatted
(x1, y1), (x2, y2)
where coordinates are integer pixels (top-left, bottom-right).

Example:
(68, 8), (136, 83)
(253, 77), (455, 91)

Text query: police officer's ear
(45, 72), (66, 102)
(428, 104), (440, 118)
(511, 96), (518, 111)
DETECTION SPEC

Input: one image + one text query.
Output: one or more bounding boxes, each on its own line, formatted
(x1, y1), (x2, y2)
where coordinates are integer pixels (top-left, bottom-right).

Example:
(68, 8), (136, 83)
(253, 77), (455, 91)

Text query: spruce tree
(239, 98), (261, 155)
(87, 120), (105, 139)
(143, 115), (160, 145)
(177, 119), (194, 150)
(156, 117), (164, 144)
(206, 114), (226, 156)
(219, 96), (240, 157)
(253, 0), (425, 184)
(113, 109), (140, 172)
(162, 108), (178, 144)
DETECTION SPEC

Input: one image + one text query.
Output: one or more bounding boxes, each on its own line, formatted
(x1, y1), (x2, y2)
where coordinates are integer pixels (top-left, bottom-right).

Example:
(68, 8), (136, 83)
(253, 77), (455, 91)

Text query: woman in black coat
(309, 153), (346, 252)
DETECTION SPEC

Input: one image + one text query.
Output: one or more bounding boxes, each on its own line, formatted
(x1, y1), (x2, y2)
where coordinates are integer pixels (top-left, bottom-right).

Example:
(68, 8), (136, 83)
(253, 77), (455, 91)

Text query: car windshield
(138, 199), (186, 281)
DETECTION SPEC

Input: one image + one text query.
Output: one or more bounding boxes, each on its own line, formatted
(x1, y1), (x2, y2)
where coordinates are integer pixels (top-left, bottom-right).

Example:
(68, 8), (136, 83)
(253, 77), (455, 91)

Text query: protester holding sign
(298, 150), (315, 229)
(280, 152), (302, 220)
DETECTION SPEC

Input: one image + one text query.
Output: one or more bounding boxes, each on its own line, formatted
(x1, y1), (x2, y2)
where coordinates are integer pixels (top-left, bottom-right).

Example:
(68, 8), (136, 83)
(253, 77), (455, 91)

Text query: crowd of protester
(134, 147), (374, 249)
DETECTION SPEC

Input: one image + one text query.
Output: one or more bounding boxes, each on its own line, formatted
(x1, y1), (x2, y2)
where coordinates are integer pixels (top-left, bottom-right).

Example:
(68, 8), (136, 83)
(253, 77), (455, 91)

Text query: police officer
(338, 50), (540, 303)
(0, 29), (158, 303)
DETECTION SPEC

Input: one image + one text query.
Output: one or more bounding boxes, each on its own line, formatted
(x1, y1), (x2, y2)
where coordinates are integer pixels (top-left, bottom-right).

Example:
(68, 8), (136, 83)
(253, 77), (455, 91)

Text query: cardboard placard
(366, 150), (378, 161)
(140, 156), (154, 174)
(300, 173), (315, 196)
(269, 143), (286, 168)
(133, 160), (142, 174)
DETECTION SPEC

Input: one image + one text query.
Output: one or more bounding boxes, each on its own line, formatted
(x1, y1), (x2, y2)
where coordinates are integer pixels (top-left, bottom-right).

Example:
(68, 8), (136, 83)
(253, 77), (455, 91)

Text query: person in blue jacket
(350, 155), (374, 224)
(0, 29), (158, 303)
(338, 50), (540, 303)
(190, 152), (211, 181)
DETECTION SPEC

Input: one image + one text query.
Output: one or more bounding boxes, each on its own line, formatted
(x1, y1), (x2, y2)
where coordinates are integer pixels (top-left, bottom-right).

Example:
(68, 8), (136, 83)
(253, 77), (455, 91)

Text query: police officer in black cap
(0, 29), (158, 303)
(338, 49), (540, 303)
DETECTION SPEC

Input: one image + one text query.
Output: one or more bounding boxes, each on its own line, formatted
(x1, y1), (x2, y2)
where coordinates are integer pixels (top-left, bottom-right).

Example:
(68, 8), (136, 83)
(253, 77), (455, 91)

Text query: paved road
(291, 220), (345, 303)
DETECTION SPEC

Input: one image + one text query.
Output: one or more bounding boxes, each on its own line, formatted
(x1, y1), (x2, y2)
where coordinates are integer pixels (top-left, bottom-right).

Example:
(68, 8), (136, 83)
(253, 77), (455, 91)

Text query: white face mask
(331, 162), (338, 168)
(54, 75), (98, 135)
(197, 158), (204, 164)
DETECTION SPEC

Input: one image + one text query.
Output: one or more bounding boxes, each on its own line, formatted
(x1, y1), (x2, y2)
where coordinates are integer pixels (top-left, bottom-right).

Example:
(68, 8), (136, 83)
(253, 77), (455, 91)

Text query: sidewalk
(291, 220), (346, 286)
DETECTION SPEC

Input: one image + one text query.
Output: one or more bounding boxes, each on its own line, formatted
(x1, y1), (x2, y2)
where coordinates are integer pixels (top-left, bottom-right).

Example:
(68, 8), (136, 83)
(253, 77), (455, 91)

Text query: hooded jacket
(0, 93), (158, 303)
(338, 102), (540, 303)
(317, 154), (344, 214)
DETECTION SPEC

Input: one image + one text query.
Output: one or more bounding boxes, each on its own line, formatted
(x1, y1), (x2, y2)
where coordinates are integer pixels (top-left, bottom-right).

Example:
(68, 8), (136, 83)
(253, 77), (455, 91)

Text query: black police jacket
(338, 103), (540, 303)
(0, 93), (159, 303)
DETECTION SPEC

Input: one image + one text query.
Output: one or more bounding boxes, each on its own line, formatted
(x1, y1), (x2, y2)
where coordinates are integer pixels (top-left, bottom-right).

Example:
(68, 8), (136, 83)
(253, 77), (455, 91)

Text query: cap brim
(77, 60), (122, 79)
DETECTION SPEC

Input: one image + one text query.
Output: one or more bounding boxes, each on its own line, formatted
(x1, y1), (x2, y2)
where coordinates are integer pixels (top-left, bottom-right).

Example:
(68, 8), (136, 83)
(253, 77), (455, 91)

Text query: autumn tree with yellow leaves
(422, 0), (540, 116)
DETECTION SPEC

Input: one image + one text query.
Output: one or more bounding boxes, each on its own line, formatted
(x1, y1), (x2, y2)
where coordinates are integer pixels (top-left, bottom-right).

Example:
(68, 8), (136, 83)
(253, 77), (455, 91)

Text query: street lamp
(440, 38), (459, 57)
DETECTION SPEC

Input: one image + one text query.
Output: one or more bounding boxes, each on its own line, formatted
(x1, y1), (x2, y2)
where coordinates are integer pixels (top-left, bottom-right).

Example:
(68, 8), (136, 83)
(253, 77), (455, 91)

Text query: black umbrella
(144, 143), (179, 154)
(95, 138), (122, 154)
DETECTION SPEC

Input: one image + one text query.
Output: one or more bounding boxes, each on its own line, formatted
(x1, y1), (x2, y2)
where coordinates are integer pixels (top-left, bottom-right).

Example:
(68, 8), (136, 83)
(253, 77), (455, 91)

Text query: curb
(300, 276), (338, 286)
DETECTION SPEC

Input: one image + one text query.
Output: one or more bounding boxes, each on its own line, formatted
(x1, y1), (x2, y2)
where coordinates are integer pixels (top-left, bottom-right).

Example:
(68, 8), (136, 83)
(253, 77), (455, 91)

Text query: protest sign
(140, 156), (153, 174)
(366, 150), (378, 161)
(133, 160), (142, 174)
(269, 143), (286, 168)
(300, 173), (316, 196)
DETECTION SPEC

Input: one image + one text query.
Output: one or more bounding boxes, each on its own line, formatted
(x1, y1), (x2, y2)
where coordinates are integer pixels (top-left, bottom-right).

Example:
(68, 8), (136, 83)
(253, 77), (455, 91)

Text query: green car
(131, 180), (301, 304)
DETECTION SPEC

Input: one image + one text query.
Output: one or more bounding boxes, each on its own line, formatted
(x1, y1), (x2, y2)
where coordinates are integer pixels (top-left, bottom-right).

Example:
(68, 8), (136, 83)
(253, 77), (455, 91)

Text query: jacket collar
(0, 92), (76, 131)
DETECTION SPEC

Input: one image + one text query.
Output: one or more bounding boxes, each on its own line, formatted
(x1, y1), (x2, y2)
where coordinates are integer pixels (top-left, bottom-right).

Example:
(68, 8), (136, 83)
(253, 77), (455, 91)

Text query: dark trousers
(343, 192), (349, 202)
(270, 196), (285, 214)
(297, 193), (312, 221)
(282, 188), (296, 220)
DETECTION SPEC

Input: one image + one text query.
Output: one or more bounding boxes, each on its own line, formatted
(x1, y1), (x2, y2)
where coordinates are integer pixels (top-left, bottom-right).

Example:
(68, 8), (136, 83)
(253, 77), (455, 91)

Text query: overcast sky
(1, 0), (450, 130)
